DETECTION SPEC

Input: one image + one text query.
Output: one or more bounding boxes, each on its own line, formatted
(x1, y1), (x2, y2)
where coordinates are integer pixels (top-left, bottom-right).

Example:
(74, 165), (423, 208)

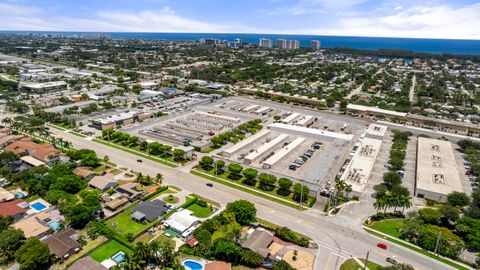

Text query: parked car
(377, 243), (387, 250)
(137, 159), (143, 163)
(386, 257), (398, 265)
(206, 183), (213, 187)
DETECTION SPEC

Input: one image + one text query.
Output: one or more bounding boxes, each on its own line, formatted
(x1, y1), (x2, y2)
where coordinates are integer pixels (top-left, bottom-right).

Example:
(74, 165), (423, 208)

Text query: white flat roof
(340, 137), (383, 193)
(263, 137), (305, 166)
(269, 123), (354, 141)
(23, 81), (67, 89)
(282, 112), (301, 124)
(222, 130), (270, 155)
(245, 134), (289, 161)
(347, 104), (407, 117)
(416, 137), (463, 195)
(94, 112), (137, 124)
(243, 104), (260, 112)
(195, 111), (240, 122)
(296, 115), (314, 126)
(20, 156), (46, 167)
(254, 106), (270, 114)
(365, 124), (388, 138)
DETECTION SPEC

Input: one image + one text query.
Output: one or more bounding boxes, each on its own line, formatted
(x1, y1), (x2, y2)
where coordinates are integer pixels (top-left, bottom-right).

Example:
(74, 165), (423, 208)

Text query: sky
(0, 0), (479, 39)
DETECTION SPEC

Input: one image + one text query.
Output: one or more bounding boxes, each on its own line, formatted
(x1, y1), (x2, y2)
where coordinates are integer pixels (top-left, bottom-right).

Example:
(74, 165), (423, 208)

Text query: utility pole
(434, 232), (442, 255)
(364, 250), (370, 270)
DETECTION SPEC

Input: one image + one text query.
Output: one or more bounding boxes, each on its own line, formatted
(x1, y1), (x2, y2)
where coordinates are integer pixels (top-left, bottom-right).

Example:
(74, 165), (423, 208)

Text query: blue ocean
(2, 31), (480, 55)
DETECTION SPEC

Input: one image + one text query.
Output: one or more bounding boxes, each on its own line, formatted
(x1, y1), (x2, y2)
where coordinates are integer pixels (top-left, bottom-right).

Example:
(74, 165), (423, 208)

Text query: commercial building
(91, 111), (152, 130)
(364, 124), (388, 140)
(221, 130), (271, 158)
(268, 123), (354, 141)
(21, 81), (67, 93)
(282, 112), (301, 124)
(244, 134), (289, 165)
(262, 137), (305, 169)
(346, 104), (408, 118)
(415, 137), (463, 202)
(339, 137), (383, 199)
(296, 115), (315, 127)
(311, 40), (321, 50)
(259, 38), (273, 49)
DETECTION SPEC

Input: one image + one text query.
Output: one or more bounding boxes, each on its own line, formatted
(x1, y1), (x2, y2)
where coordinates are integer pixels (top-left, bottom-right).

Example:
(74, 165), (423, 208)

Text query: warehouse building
(415, 137), (463, 202)
(262, 137), (305, 169)
(244, 134), (289, 165)
(91, 111), (152, 130)
(268, 123), (354, 141)
(21, 81), (67, 93)
(221, 130), (271, 158)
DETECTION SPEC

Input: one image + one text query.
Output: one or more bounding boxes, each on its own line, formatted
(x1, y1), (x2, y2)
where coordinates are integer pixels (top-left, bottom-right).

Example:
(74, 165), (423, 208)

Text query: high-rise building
(201, 38), (220, 46)
(276, 39), (287, 49)
(259, 38), (273, 48)
(276, 39), (299, 49)
(311, 40), (321, 50)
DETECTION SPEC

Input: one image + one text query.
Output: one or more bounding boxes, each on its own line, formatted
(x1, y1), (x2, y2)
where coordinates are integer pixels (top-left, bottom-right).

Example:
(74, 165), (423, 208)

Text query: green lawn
(106, 204), (157, 237)
(368, 219), (404, 238)
(24, 194), (40, 203)
(89, 240), (132, 262)
(148, 187), (176, 201)
(340, 258), (379, 270)
(185, 202), (214, 218)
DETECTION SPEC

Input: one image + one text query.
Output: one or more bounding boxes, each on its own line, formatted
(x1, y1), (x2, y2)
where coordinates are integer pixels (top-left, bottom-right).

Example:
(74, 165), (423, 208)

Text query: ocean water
(1, 31), (480, 55)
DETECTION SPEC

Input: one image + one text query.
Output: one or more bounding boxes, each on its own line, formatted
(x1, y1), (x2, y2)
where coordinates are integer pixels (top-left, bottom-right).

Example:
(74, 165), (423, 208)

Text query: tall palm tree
(373, 197), (385, 213)
(401, 196), (413, 213)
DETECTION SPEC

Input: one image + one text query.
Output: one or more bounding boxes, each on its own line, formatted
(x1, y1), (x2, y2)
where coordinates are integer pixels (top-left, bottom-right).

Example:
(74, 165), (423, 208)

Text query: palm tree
(154, 173), (163, 184)
(373, 197), (385, 213)
(401, 196), (413, 213)
(133, 242), (150, 264)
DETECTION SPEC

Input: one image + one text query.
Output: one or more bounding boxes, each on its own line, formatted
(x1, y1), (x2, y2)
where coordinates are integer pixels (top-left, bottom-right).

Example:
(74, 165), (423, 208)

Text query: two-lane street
(49, 128), (460, 270)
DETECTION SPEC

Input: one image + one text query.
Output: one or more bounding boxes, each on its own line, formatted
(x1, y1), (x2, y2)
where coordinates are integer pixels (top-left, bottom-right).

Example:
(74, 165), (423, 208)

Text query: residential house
(4, 138), (68, 165)
(89, 175), (117, 192)
(116, 182), (145, 200)
(205, 261), (232, 270)
(0, 187), (15, 202)
(0, 199), (29, 221)
(73, 166), (96, 180)
(13, 212), (51, 238)
(241, 229), (274, 258)
(44, 228), (81, 260)
(104, 195), (129, 211)
(163, 209), (200, 240)
(68, 257), (108, 270)
(131, 200), (170, 223)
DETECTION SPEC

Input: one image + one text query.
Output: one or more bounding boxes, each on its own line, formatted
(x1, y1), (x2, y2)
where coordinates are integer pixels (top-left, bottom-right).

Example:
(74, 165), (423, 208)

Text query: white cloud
(276, 3), (480, 39)
(0, 3), (257, 33)
(268, 0), (366, 15)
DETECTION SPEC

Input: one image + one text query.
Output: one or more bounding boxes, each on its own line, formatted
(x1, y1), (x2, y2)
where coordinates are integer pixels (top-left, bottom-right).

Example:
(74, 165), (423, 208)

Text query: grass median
(93, 139), (178, 168)
(363, 227), (470, 270)
(190, 169), (304, 210)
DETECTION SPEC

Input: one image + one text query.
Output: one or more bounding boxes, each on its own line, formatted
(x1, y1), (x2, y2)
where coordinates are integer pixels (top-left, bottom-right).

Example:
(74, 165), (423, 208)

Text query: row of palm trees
(4, 119), (72, 150)
(373, 194), (412, 214)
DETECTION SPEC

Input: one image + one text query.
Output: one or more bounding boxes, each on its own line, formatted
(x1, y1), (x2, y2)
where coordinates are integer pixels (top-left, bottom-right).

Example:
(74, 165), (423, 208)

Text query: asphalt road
(51, 128), (461, 270)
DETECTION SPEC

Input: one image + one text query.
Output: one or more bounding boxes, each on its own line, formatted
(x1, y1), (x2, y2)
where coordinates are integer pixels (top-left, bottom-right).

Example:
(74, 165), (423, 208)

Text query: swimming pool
(111, 251), (125, 263)
(31, 202), (47, 211)
(49, 221), (61, 230)
(183, 260), (204, 270)
(16, 192), (25, 198)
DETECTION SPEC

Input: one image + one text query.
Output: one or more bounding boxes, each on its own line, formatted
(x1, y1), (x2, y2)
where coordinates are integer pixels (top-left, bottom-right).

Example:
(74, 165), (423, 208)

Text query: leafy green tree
(272, 260), (296, 270)
(447, 192), (470, 207)
(226, 200), (256, 225)
(52, 175), (86, 194)
(199, 156), (214, 170)
(0, 228), (25, 263)
(172, 149), (185, 161)
(240, 250), (264, 267)
(383, 171), (402, 189)
(258, 173), (277, 191)
(242, 168), (258, 186)
(212, 239), (244, 263)
(278, 177), (293, 195)
(215, 159), (225, 174)
(440, 204), (459, 223)
(227, 163), (243, 180)
(293, 183), (309, 202)
(0, 215), (13, 231)
(15, 238), (51, 270)
(418, 208), (442, 224)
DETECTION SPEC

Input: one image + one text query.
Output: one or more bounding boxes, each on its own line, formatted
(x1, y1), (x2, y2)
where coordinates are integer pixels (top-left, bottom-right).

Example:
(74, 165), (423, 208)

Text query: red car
(377, 243), (387, 250)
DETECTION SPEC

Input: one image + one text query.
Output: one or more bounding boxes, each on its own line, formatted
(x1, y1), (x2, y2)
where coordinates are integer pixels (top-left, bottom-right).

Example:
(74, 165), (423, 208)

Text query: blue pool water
(31, 202), (47, 211)
(112, 251), (125, 263)
(49, 221), (61, 230)
(184, 260), (204, 270)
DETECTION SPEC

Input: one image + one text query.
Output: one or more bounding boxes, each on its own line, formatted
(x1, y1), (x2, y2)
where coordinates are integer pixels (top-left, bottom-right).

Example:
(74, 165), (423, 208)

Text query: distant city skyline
(0, 0), (479, 40)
